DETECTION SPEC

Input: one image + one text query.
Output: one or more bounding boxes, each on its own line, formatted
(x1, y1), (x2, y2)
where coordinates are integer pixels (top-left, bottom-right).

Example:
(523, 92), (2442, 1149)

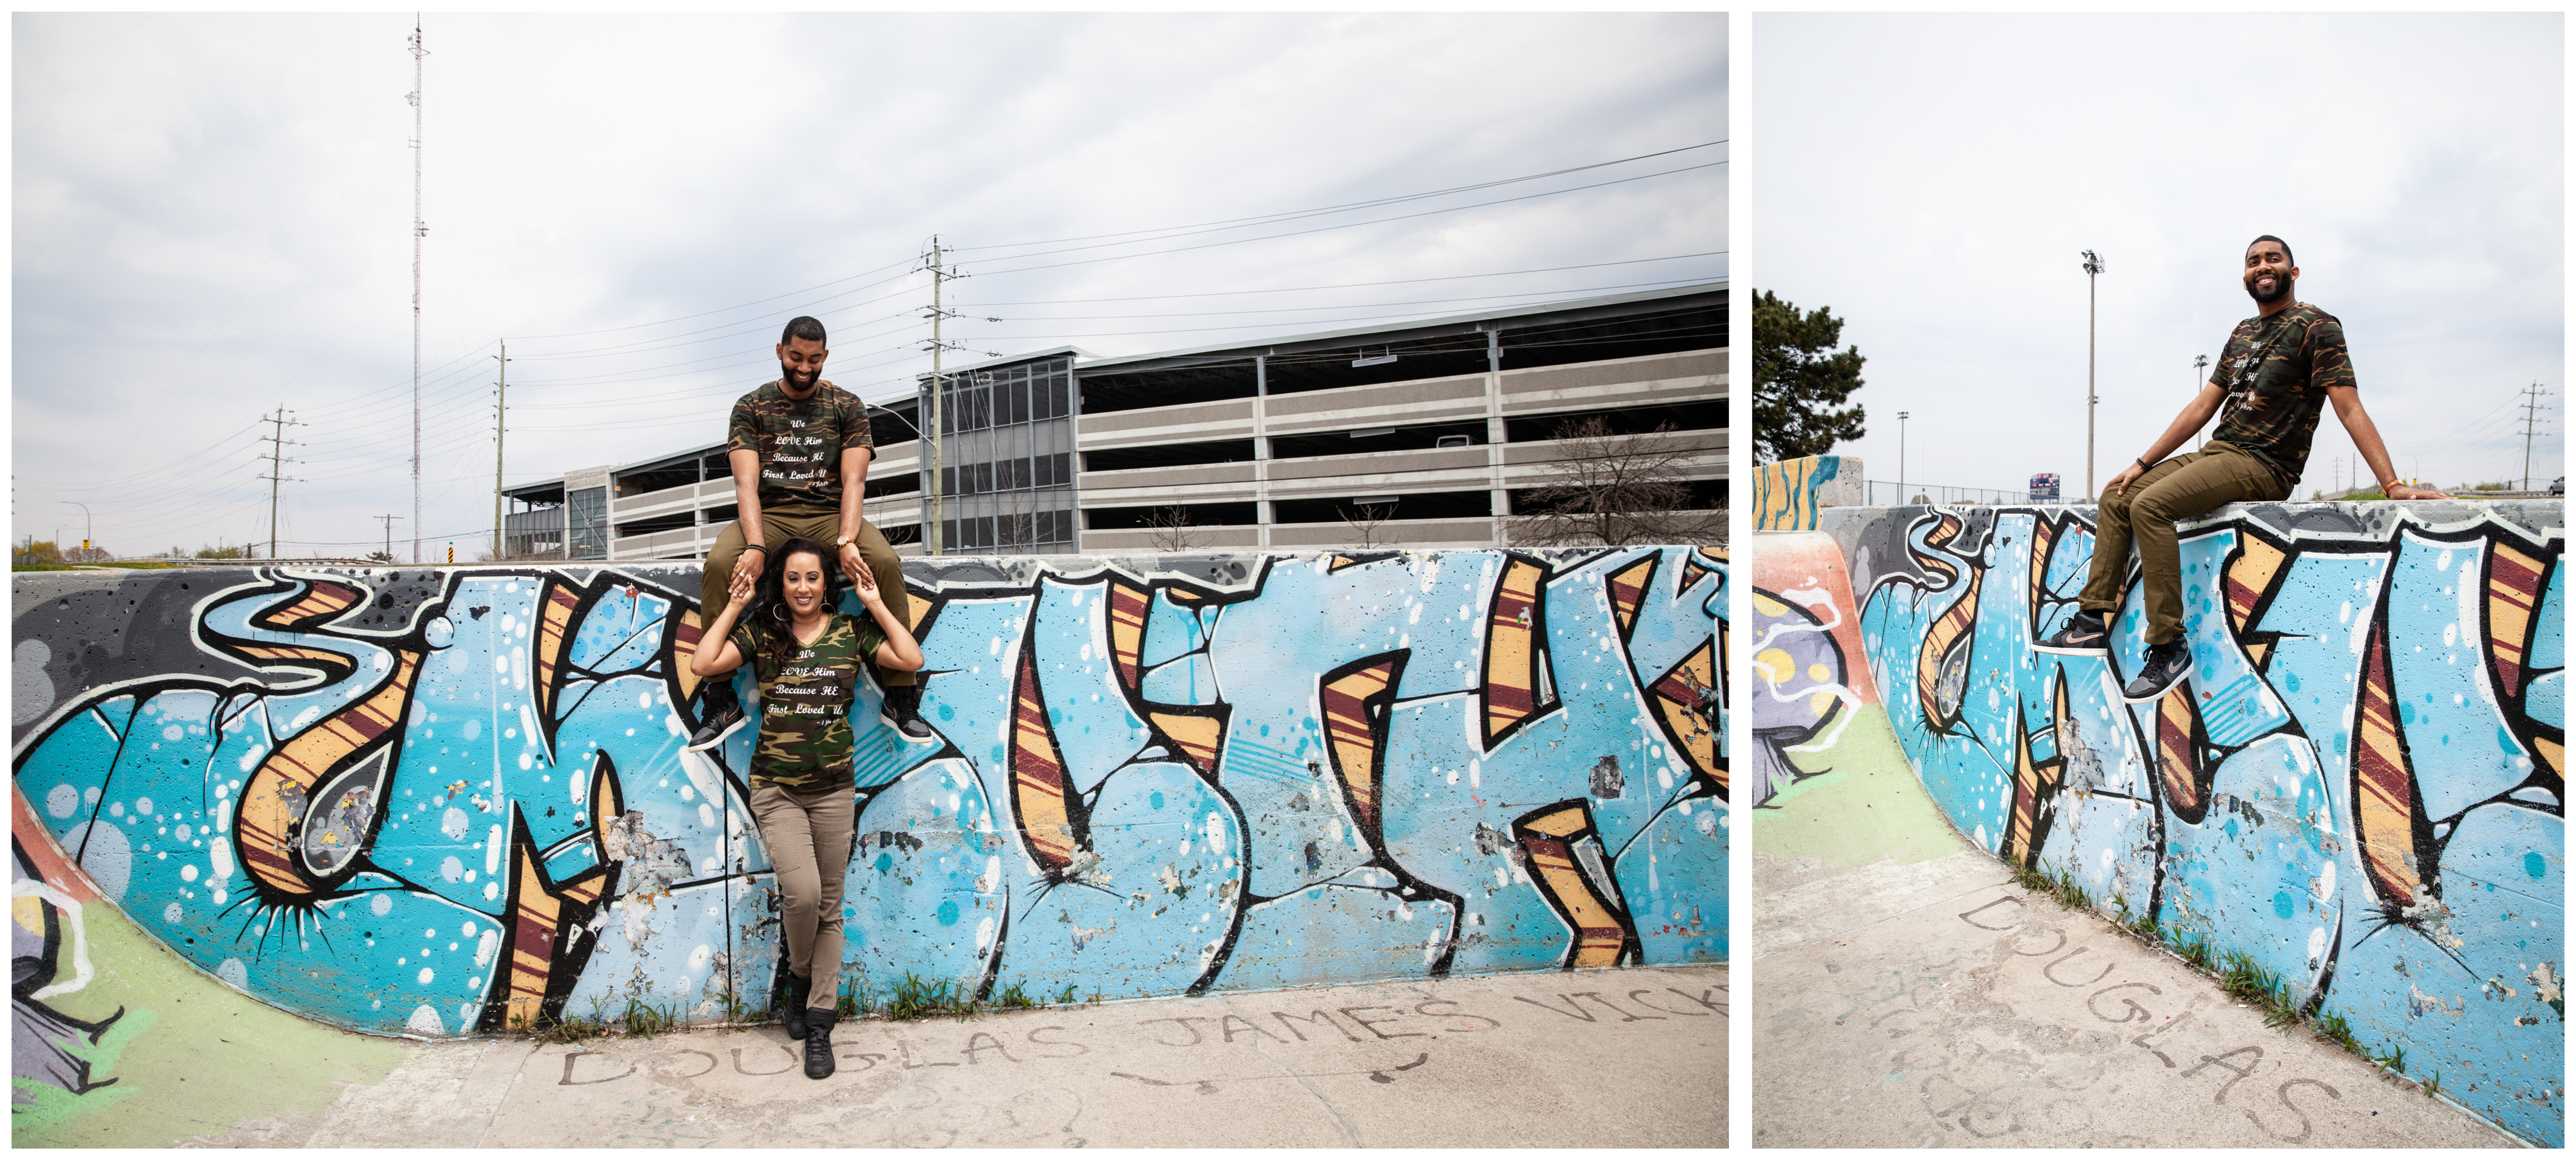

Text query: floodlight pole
(1897, 411), (1910, 502)
(2081, 250), (2105, 501)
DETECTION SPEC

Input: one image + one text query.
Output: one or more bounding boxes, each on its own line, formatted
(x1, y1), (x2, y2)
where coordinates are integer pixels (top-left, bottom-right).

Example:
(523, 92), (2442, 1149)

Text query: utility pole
(2080, 250), (2105, 501)
(2519, 381), (2550, 491)
(928, 237), (944, 556)
(408, 17), (429, 564)
(259, 407), (304, 559)
(377, 514), (402, 562)
(493, 340), (509, 561)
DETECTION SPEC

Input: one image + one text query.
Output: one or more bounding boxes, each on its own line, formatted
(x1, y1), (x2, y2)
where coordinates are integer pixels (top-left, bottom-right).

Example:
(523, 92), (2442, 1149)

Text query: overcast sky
(1754, 13), (2562, 501)
(13, 12), (1724, 559)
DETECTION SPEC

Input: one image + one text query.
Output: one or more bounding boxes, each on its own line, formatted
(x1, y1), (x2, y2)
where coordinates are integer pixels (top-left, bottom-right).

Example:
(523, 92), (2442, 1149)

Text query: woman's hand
(850, 561), (882, 606)
(727, 569), (756, 610)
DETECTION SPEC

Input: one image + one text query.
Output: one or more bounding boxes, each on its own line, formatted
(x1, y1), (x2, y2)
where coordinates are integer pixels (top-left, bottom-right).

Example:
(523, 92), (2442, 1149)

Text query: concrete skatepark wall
(12, 549), (1720, 1095)
(1757, 498), (2562, 1146)
(1751, 454), (1863, 533)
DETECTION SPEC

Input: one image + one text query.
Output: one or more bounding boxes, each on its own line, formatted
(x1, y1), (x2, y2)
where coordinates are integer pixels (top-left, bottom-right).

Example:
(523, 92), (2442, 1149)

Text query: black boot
(685, 679), (749, 752)
(781, 972), (812, 1040)
(803, 1007), (838, 1080)
(884, 684), (935, 741)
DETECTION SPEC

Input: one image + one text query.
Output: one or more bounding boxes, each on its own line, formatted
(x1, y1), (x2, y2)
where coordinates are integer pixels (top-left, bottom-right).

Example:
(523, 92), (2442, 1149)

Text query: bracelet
(739, 544), (767, 555)
(2136, 457), (2152, 471)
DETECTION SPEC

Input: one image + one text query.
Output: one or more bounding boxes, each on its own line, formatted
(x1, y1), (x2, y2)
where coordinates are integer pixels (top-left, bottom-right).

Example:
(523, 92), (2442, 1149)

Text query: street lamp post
(67, 502), (91, 560)
(2193, 354), (2210, 448)
(1898, 411), (1910, 503)
(2081, 250), (2106, 501)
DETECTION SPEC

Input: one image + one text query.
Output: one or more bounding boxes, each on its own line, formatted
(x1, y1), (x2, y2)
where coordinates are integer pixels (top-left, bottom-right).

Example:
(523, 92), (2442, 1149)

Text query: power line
(949, 140), (1725, 254)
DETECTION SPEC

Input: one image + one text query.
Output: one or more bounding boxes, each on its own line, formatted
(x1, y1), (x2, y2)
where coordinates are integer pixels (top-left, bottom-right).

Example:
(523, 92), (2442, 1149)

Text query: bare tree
(1508, 417), (1723, 547)
(1145, 506), (1204, 552)
(1336, 502), (1396, 549)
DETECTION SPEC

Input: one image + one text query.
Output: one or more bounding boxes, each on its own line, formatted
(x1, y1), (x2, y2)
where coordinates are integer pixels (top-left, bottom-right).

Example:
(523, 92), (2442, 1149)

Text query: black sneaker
(2033, 609), (2111, 655)
(685, 681), (749, 753)
(883, 684), (935, 741)
(2122, 640), (2192, 703)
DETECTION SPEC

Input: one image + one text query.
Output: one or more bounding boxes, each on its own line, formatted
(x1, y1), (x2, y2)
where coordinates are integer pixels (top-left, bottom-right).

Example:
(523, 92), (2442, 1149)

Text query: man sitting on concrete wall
(2036, 235), (2450, 701)
(687, 315), (931, 748)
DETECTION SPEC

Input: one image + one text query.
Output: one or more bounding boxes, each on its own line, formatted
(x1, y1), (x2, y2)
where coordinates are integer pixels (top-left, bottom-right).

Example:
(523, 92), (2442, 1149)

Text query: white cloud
(13, 12), (1724, 556)
(1754, 12), (2561, 498)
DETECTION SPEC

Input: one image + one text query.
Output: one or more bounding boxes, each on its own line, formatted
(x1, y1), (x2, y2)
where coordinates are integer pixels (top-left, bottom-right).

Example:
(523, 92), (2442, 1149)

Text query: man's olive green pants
(2078, 441), (2288, 645)
(700, 506), (916, 688)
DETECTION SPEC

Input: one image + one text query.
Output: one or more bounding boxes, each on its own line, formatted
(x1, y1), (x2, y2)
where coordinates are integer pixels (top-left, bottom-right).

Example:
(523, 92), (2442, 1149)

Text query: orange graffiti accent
(1514, 803), (1634, 969)
(1151, 711), (1225, 779)
(1679, 547), (1720, 594)
(1321, 658), (1399, 833)
(532, 581), (580, 726)
(1606, 555), (1657, 641)
(1483, 558), (1547, 745)
(235, 650), (425, 898)
(2026, 517), (2061, 632)
(2352, 618), (2424, 907)
(1010, 646), (1077, 872)
(253, 581), (365, 630)
(2488, 542), (2545, 701)
(2153, 686), (2210, 824)
(669, 608), (706, 704)
(494, 816), (608, 1031)
(1914, 565), (1982, 731)
(1106, 580), (1150, 695)
(1651, 641), (1720, 798)
(2224, 533), (2288, 638)
(2005, 682), (2068, 868)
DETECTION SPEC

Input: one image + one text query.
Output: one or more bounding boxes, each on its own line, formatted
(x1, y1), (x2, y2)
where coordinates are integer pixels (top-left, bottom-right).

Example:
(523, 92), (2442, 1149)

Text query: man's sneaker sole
(2030, 637), (2111, 656)
(681, 714), (749, 753)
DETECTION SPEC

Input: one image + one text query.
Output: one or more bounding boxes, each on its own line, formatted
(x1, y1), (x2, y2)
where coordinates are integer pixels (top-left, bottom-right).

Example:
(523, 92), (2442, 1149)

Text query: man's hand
(850, 558), (883, 606)
(731, 547), (764, 589)
(2387, 482), (2454, 501)
(2107, 461), (2147, 497)
(838, 541), (868, 589)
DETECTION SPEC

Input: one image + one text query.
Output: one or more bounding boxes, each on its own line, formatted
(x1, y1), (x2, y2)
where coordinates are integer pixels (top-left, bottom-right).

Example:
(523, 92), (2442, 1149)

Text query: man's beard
(780, 361), (818, 389)
(2245, 270), (2293, 305)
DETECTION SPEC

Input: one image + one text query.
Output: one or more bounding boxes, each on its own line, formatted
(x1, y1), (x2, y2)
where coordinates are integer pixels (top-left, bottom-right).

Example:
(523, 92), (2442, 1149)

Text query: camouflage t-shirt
(727, 380), (873, 514)
(2205, 303), (2357, 490)
(727, 613), (887, 791)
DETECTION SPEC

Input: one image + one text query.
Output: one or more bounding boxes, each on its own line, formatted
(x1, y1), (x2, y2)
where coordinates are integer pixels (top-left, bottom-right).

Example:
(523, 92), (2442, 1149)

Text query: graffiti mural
(14, 785), (139, 1119)
(10, 549), (1720, 1045)
(1832, 501), (2562, 1146)
(1752, 454), (1863, 532)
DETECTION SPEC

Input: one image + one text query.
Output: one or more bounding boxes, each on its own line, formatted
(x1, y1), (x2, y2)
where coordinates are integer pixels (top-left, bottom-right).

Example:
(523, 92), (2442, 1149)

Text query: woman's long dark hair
(742, 536), (838, 672)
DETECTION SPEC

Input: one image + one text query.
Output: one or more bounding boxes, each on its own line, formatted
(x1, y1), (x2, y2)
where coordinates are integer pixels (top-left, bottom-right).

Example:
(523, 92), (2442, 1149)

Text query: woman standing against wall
(690, 536), (924, 1079)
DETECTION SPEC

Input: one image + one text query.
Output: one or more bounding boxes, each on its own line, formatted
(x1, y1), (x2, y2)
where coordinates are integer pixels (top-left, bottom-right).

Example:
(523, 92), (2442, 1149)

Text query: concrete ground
(177, 965), (1722, 1148)
(1756, 836), (2521, 1147)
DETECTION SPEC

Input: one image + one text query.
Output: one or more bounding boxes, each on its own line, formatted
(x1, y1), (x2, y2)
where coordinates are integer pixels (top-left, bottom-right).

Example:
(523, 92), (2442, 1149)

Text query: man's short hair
(2247, 234), (2295, 267)
(781, 316), (828, 347)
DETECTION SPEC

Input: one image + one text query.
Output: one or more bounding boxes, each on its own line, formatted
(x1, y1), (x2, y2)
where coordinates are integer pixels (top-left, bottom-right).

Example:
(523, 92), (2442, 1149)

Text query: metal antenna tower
(493, 340), (509, 561)
(408, 17), (429, 563)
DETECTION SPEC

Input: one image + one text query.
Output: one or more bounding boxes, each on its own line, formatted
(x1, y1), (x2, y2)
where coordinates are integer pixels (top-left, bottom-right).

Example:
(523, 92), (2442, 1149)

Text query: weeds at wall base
(2024, 859), (2435, 1099)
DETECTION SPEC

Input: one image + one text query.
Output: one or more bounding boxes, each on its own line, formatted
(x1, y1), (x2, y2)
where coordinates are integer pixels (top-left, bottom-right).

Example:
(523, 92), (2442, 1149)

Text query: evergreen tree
(1752, 290), (1868, 463)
